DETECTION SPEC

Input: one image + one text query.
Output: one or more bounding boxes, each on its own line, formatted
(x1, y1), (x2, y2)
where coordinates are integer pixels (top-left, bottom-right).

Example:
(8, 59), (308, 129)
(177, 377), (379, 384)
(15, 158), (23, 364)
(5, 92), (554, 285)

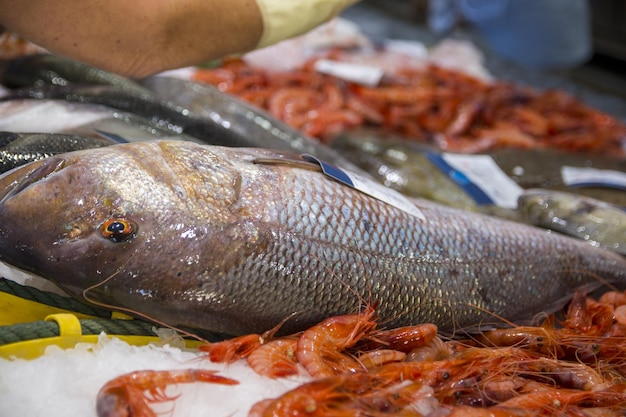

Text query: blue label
(301, 154), (425, 220)
(426, 153), (494, 205)
(301, 154), (354, 187)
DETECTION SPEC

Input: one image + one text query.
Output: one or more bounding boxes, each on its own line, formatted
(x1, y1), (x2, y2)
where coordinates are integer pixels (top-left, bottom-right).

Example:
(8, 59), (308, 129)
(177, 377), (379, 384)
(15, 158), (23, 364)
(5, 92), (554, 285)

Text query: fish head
(0, 147), (151, 297)
(0, 141), (261, 306)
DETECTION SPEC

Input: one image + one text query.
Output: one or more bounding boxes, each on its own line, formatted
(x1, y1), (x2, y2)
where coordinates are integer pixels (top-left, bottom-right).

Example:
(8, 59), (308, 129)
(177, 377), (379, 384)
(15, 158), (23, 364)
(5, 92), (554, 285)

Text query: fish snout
(0, 156), (72, 272)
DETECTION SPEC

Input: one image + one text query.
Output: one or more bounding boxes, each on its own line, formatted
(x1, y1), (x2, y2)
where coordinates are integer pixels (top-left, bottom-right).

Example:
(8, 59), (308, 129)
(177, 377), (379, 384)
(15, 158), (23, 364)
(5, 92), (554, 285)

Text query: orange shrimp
(471, 323), (563, 357)
(434, 404), (535, 416)
(190, 54), (626, 156)
(247, 399), (275, 417)
(252, 371), (436, 417)
(406, 336), (453, 362)
(199, 333), (264, 363)
(445, 98), (484, 137)
(452, 374), (528, 406)
(599, 290), (626, 308)
(359, 323), (438, 353)
(200, 317), (288, 363)
(370, 354), (486, 389)
(495, 382), (626, 413)
(562, 290), (615, 335)
(96, 369), (238, 417)
(511, 356), (607, 391)
(473, 122), (539, 149)
(296, 306), (377, 377)
(247, 337), (300, 378)
(357, 349), (407, 369)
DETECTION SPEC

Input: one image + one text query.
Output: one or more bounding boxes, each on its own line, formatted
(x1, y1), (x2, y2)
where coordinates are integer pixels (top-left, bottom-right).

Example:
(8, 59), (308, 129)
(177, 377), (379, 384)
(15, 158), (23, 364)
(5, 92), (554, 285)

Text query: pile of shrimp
(192, 53), (626, 157)
(98, 289), (626, 416)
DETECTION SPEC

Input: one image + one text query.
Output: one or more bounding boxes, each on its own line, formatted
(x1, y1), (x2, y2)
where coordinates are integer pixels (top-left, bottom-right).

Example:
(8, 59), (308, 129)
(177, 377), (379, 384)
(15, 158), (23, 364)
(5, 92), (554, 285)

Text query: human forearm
(0, 0), (264, 77)
(0, 0), (360, 77)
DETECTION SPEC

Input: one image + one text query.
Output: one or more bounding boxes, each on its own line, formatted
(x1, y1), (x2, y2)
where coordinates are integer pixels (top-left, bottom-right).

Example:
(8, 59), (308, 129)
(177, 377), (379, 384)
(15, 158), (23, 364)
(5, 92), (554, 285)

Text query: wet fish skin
(0, 141), (624, 336)
(141, 76), (364, 171)
(0, 54), (152, 97)
(1, 84), (248, 146)
(520, 189), (626, 255)
(0, 131), (119, 172)
(0, 98), (202, 150)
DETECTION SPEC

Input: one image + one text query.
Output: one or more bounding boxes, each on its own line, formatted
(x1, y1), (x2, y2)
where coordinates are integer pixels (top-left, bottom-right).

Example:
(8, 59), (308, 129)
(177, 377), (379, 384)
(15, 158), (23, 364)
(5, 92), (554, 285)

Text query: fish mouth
(0, 157), (66, 203)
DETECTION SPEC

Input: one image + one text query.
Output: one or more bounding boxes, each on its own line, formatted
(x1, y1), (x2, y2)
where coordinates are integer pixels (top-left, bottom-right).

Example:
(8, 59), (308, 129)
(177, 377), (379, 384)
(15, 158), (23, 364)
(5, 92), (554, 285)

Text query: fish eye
(99, 219), (137, 242)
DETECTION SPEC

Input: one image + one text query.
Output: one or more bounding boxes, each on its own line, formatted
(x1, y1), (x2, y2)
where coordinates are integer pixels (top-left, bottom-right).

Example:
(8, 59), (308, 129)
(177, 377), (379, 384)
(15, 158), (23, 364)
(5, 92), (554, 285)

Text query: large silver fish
(0, 140), (624, 336)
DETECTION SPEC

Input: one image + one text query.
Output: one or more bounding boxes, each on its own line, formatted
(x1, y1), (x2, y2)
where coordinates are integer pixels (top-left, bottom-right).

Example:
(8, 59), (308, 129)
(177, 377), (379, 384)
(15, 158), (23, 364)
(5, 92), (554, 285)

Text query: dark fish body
(140, 76), (364, 171)
(0, 98), (201, 172)
(331, 130), (626, 209)
(1, 84), (249, 146)
(0, 54), (152, 97)
(0, 141), (624, 336)
(520, 189), (626, 255)
(0, 131), (118, 172)
(0, 55), (363, 171)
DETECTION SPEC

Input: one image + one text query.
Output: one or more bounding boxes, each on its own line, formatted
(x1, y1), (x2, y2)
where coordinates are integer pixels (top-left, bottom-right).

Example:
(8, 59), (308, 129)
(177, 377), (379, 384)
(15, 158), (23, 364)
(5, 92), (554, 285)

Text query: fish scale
(0, 140), (623, 336)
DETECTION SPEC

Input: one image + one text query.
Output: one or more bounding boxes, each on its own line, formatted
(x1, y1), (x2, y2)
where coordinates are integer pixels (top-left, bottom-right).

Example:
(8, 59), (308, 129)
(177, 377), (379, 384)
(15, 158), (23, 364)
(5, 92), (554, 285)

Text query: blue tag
(301, 155), (354, 187)
(301, 154), (425, 220)
(426, 153), (494, 205)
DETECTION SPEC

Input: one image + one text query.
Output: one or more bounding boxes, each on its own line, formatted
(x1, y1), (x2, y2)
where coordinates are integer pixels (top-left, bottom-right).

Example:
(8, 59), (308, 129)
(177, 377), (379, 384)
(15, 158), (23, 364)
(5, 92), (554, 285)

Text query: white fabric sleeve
(255, 0), (360, 48)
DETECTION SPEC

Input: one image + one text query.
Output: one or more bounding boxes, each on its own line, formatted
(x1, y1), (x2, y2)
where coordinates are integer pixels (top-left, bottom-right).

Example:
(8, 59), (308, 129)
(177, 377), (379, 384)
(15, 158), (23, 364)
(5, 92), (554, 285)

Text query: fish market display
(520, 189), (626, 255)
(0, 13), (623, 417)
(191, 56), (626, 156)
(331, 130), (626, 214)
(0, 131), (119, 172)
(0, 140), (624, 337)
